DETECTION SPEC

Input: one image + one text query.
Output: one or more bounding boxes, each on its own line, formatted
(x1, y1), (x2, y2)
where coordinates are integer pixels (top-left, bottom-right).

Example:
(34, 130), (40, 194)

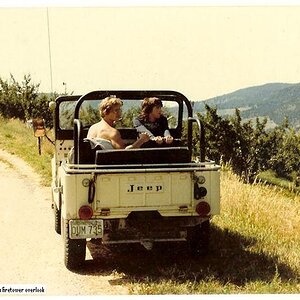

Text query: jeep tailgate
(95, 172), (192, 213)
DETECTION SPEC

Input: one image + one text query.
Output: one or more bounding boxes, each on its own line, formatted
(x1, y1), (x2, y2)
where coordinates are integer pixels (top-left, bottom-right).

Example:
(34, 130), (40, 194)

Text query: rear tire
(188, 220), (210, 256)
(62, 218), (86, 270)
(54, 203), (61, 234)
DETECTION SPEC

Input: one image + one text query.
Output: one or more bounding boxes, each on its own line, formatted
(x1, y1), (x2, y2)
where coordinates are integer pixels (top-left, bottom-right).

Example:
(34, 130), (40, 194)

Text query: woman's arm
(133, 117), (154, 139)
(162, 117), (173, 144)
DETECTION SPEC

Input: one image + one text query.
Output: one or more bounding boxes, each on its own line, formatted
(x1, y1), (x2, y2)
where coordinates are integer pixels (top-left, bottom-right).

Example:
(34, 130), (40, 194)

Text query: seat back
(95, 147), (190, 165)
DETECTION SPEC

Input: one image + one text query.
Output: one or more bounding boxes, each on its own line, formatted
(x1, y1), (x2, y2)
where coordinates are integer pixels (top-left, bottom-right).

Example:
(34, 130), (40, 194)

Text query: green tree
(197, 105), (237, 166)
(269, 127), (300, 183)
(118, 106), (140, 128)
(0, 74), (55, 128)
(194, 105), (296, 183)
(80, 104), (100, 127)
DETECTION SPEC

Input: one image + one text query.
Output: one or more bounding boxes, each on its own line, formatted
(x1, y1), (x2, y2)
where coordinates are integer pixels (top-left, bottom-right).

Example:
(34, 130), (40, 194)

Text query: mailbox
(32, 118), (46, 138)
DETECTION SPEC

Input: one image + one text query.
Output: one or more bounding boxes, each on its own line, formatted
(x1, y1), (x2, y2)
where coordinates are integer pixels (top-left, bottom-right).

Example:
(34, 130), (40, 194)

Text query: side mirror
(32, 118), (46, 137)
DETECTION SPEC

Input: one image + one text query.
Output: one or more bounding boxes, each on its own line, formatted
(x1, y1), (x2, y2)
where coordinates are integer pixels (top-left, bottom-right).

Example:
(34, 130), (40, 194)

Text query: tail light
(79, 205), (93, 220)
(196, 201), (211, 216)
(194, 184), (207, 200)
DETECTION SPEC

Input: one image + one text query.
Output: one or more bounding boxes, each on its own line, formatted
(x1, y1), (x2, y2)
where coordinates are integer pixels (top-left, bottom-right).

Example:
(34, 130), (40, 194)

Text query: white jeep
(50, 90), (220, 270)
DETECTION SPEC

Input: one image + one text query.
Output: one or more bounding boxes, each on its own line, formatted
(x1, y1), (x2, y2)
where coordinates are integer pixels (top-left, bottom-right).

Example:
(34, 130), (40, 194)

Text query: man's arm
(110, 130), (149, 149)
(110, 129), (126, 149)
(126, 133), (150, 149)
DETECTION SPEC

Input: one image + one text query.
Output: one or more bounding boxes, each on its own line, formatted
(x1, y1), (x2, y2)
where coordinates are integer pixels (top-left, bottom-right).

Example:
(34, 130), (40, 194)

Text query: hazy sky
(1, 4), (300, 100)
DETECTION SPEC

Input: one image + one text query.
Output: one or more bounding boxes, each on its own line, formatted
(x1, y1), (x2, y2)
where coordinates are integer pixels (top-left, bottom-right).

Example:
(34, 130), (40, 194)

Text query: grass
(122, 171), (300, 294)
(0, 117), (54, 185)
(258, 170), (300, 195)
(1, 117), (300, 294)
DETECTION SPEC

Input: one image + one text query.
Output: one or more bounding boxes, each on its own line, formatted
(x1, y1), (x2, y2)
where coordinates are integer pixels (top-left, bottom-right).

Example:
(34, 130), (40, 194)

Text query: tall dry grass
(128, 172), (300, 294)
(216, 171), (300, 274)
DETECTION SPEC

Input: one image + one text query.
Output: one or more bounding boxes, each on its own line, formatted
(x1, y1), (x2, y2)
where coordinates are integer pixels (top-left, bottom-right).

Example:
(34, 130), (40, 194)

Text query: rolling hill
(193, 82), (300, 130)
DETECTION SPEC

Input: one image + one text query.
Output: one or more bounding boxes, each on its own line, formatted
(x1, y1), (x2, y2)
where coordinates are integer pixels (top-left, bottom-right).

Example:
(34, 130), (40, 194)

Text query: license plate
(69, 219), (104, 239)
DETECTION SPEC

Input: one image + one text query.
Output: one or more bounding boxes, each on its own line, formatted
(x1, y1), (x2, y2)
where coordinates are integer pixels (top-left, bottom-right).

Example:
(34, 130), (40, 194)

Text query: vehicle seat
(95, 147), (190, 165)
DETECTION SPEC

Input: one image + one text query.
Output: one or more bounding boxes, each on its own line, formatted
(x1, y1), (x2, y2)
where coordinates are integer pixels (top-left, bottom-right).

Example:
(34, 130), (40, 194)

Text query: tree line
(191, 105), (300, 185)
(0, 74), (55, 128)
(1, 74), (299, 185)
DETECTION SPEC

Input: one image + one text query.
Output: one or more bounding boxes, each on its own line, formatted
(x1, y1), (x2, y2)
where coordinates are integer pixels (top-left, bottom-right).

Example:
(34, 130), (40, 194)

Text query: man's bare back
(87, 120), (125, 149)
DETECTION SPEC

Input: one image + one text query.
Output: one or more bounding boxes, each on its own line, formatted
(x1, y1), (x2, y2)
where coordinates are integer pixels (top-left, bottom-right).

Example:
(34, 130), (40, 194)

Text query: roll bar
(73, 119), (81, 164)
(73, 90), (193, 120)
(72, 90), (195, 163)
(188, 117), (206, 162)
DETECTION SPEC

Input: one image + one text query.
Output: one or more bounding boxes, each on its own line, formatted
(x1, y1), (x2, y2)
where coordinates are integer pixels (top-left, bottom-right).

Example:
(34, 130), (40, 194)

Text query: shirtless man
(87, 96), (150, 149)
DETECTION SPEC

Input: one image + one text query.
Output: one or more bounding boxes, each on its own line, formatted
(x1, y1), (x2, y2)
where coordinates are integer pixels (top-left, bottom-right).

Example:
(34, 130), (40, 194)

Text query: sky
(1, 2), (300, 101)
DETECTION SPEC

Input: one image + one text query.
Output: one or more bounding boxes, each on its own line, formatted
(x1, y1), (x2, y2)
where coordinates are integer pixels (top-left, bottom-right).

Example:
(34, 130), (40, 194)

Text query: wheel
(54, 202), (61, 234)
(51, 190), (61, 235)
(62, 218), (86, 270)
(187, 220), (210, 256)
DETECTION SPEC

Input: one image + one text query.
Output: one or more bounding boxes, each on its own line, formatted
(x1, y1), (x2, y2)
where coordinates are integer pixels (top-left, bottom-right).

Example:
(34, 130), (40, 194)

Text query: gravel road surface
(0, 149), (128, 296)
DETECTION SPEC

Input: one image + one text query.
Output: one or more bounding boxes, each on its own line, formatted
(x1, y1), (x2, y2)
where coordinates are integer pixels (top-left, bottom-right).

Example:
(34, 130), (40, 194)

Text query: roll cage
(54, 90), (205, 164)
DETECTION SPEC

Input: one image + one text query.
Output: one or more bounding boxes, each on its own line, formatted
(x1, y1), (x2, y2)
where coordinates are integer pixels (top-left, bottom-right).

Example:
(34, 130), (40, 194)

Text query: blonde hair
(99, 96), (123, 118)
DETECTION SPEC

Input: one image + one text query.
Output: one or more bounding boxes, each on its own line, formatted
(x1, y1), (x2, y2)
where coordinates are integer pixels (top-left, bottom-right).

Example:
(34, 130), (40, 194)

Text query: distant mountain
(193, 83), (300, 130)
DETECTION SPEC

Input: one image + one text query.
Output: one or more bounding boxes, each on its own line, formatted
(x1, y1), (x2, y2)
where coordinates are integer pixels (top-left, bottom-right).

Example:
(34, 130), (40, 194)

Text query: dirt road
(0, 149), (128, 296)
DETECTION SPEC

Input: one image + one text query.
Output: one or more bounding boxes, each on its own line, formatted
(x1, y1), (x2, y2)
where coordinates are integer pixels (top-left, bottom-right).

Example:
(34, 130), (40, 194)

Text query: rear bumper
(69, 214), (209, 242)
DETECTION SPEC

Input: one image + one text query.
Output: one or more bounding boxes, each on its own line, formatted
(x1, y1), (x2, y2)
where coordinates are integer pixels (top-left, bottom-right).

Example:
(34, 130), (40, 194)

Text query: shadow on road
(77, 224), (298, 287)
